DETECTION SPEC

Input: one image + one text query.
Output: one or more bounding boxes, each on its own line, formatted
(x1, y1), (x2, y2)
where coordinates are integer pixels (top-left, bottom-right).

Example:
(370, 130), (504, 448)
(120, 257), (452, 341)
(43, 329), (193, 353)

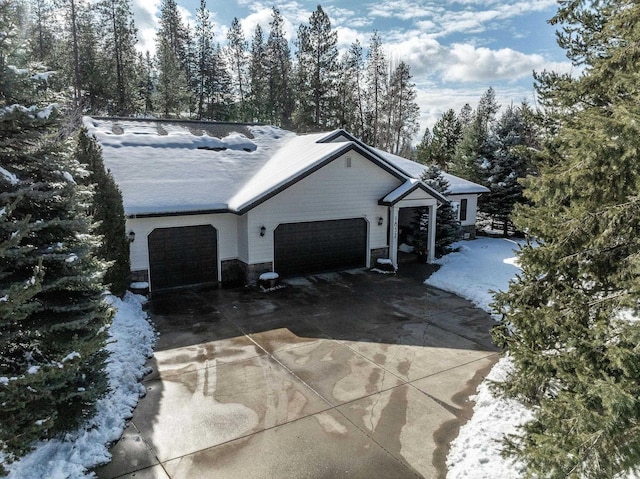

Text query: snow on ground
(3, 292), (156, 479)
(426, 237), (524, 315)
(426, 237), (532, 478)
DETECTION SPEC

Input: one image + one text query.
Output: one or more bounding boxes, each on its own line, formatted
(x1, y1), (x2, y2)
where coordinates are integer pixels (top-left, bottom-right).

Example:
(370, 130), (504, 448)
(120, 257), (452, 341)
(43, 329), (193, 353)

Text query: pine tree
(76, 128), (129, 297)
(206, 44), (234, 121)
(492, 1), (640, 477)
(415, 127), (431, 164)
(265, 7), (293, 128)
(0, 66), (110, 463)
(480, 103), (539, 236)
(139, 51), (154, 115)
(364, 31), (387, 146)
(335, 41), (365, 137)
(156, 0), (190, 74)
(450, 88), (499, 184)
(96, 0), (140, 115)
(426, 108), (462, 170)
(247, 24), (268, 123)
(293, 5), (338, 132)
(26, 0), (57, 66)
(193, 0), (214, 120)
(155, 37), (189, 118)
(381, 61), (419, 157)
(226, 17), (248, 121)
(420, 166), (459, 257)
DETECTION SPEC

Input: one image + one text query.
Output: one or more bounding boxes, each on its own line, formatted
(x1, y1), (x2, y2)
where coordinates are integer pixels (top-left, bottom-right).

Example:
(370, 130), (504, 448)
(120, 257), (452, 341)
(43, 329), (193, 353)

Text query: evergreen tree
(415, 127), (431, 164)
(26, 0), (56, 66)
(226, 17), (248, 121)
(458, 102), (473, 128)
(381, 61), (419, 157)
(206, 44), (234, 120)
(74, 6), (108, 113)
(76, 128), (129, 297)
(193, 0), (214, 120)
(480, 103), (539, 236)
(0, 68), (109, 463)
(139, 51), (155, 115)
(265, 7), (293, 128)
(450, 87), (499, 184)
(155, 37), (189, 117)
(293, 5), (338, 131)
(156, 0), (190, 74)
(426, 108), (462, 170)
(96, 0), (139, 115)
(247, 24), (268, 123)
(492, 1), (640, 477)
(421, 166), (459, 256)
(335, 40), (365, 137)
(364, 31), (387, 146)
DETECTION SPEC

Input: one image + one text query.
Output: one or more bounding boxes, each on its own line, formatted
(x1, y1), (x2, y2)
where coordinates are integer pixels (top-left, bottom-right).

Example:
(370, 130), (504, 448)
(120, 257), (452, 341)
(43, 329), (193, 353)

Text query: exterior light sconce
(260, 226), (266, 237)
(128, 231), (136, 243)
(378, 217), (384, 226)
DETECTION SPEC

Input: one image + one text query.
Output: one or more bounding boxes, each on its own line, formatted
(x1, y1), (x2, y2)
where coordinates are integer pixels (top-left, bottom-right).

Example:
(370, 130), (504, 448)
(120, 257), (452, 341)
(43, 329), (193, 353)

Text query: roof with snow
(83, 117), (487, 217)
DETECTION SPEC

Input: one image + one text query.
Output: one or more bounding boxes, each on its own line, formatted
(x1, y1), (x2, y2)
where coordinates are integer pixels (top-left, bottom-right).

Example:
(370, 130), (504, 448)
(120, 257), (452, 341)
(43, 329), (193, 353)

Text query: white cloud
(132, 0), (160, 53)
(335, 26), (365, 51)
(442, 44), (546, 82)
(367, 0), (557, 38)
(368, 0), (441, 21)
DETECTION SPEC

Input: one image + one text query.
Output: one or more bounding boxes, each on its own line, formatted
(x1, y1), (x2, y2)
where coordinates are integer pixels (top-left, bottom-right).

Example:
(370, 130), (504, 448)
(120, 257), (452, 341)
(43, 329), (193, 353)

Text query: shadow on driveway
(96, 269), (499, 479)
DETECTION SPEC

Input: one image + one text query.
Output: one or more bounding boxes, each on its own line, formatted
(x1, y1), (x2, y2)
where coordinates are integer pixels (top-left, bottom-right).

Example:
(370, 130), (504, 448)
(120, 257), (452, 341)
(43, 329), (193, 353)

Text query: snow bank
(425, 237), (524, 315)
(4, 292), (156, 479)
(424, 237), (532, 478)
(446, 356), (533, 479)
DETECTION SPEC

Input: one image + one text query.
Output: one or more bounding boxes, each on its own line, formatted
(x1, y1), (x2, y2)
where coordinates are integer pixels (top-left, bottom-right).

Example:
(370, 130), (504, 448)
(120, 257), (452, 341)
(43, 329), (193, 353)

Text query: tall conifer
(493, 1), (640, 476)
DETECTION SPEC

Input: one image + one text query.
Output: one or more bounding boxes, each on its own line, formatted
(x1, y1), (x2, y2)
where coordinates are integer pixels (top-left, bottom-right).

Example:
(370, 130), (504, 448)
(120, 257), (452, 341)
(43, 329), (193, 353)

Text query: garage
(274, 218), (367, 277)
(148, 225), (218, 291)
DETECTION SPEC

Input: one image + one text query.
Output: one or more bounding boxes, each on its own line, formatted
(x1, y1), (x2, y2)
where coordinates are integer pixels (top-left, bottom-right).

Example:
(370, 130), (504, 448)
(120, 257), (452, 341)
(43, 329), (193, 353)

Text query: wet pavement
(95, 268), (500, 479)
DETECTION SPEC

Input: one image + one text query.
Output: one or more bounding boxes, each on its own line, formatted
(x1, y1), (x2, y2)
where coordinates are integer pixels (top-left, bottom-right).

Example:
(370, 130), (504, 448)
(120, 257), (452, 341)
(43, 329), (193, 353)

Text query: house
(84, 117), (489, 292)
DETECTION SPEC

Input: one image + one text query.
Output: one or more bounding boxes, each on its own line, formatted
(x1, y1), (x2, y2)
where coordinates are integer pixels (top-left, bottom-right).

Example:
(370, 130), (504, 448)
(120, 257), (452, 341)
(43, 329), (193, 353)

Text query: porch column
(389, 205), (400, 267)
(427, 204), (436, 263)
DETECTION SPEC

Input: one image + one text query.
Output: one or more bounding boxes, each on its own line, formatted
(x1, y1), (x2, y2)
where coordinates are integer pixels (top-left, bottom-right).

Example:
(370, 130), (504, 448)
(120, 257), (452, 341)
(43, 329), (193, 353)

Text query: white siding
(246, 151), (401, 264)
(126, 213), (239, 279)
(447, 194), (479, 226)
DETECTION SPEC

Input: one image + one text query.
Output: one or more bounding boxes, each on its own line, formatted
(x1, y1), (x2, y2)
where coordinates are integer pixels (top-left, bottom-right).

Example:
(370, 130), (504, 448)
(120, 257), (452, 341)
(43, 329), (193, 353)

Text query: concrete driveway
(96, 269), (499, 479)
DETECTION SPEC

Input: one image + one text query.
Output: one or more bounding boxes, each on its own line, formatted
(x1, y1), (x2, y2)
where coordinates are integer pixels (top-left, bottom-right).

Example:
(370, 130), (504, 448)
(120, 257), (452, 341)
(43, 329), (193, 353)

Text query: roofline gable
(235, 142), (407, 215)
(317, 129), (360, 143)
(379, 181), (449, 206)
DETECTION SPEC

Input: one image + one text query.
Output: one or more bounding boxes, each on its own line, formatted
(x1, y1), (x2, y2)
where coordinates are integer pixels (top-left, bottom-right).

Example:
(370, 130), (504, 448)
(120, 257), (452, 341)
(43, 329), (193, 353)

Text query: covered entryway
(379, 180), (448, 268)
(148, 225), (218, 291)
(274, 218), (367, 277)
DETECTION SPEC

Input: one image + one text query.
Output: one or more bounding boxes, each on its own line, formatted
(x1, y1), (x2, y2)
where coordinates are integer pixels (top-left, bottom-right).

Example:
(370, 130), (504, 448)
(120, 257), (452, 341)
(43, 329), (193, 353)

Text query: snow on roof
(380, 179), (420, 204)
(371, 147), (490, 195)
(228, 133), (349, 212)
(83, 118), (295, 215)
(83, 118), (486, 217)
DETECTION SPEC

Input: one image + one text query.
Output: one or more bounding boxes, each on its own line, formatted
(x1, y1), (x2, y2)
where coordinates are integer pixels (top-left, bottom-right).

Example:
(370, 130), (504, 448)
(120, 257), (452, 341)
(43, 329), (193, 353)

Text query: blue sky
(132, 0), (573, 134)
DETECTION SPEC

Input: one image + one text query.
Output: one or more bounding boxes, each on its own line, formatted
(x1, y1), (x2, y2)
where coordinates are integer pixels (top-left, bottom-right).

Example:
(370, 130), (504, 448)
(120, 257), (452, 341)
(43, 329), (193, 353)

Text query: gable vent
(345, 156), (352, 168)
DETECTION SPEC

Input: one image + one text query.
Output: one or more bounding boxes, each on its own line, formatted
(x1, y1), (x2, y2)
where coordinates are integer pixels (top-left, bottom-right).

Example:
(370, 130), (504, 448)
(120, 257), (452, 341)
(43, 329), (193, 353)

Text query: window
(459, 198), (468, 221)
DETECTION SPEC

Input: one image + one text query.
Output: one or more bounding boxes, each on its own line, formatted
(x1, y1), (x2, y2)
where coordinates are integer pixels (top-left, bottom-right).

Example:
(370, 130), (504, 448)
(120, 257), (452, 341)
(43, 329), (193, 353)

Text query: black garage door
(274, 219), (367, 277)
(148, 225), (217, 290)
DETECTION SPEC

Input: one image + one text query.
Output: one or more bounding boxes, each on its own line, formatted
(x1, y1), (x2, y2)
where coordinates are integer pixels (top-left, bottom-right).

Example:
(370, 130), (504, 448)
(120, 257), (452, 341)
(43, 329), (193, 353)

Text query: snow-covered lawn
(3, 293), (156, 479)
(429, 237), (640, 479)
(425, 237), (533, 479)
